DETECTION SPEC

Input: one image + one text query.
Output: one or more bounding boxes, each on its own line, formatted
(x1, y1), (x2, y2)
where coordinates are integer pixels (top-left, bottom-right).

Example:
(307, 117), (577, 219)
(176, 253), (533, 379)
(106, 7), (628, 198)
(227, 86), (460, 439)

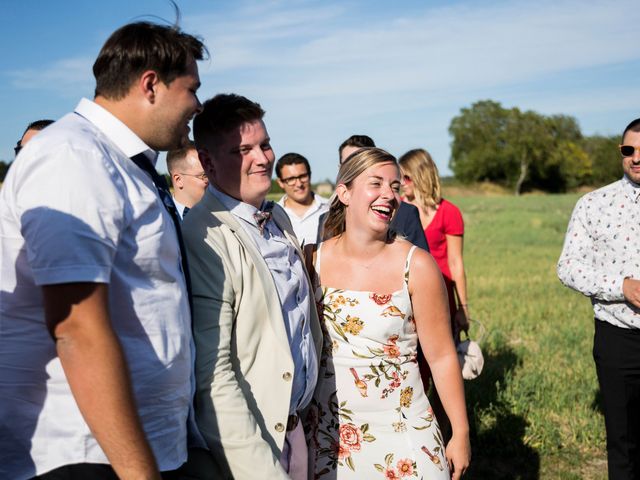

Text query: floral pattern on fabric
(307, 246), (449, 479)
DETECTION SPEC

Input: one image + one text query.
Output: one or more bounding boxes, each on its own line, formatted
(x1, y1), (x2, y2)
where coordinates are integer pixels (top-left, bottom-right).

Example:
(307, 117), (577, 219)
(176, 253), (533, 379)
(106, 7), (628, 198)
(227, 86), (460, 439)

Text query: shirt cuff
(32, 265), (111, 286)
(601, 275), (626, 302)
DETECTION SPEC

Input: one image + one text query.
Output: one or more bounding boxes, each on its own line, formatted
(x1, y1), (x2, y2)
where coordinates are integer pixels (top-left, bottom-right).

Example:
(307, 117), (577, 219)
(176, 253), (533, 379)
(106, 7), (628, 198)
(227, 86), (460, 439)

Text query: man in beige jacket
(182, 93), (322, 479)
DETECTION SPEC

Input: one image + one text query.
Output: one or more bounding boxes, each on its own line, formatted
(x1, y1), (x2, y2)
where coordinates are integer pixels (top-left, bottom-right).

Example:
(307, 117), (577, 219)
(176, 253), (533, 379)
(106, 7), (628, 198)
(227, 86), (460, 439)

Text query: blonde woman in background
(398, 149), (469, 338)
(398, 149), (470, 444)
(306, 148), (470, 479)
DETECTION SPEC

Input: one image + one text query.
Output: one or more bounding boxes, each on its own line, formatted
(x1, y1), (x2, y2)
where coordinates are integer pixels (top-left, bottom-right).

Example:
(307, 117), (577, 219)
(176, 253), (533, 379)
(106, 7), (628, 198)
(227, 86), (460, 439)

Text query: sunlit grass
(451, 194), (606, 479)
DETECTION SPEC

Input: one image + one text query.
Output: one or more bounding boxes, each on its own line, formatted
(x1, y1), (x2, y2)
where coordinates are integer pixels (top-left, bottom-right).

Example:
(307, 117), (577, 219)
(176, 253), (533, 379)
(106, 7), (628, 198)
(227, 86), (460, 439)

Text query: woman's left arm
(409, 249), (470, 478)
(447, 234), (469, 332)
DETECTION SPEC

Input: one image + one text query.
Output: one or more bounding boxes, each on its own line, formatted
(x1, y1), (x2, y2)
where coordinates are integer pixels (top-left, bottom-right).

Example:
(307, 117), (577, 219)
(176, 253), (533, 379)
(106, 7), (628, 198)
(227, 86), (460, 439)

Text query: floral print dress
(307, 245), (449, 480)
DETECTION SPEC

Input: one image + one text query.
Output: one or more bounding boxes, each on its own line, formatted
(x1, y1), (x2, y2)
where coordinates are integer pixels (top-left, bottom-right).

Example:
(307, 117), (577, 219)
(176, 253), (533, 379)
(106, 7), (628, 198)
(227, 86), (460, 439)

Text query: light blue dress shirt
(209, 185), (318, 413)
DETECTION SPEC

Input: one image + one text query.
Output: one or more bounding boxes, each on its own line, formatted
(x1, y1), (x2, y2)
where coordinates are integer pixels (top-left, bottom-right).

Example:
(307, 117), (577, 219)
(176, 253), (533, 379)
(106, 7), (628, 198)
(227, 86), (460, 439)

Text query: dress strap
(403, 245), (417, 287)
(313, 242), (323, 287)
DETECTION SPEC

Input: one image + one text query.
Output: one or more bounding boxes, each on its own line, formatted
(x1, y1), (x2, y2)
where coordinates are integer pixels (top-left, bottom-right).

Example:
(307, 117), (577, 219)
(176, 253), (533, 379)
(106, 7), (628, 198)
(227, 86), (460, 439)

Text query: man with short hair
(338, 134), (430, 252)
(183, 93), (322, 480)
(14, 119), (54, 156)
(0, 22), (205, 480)
(167, 141), (208, 218)
(276, 152), (329, 246)
(558, 118), (640, 479)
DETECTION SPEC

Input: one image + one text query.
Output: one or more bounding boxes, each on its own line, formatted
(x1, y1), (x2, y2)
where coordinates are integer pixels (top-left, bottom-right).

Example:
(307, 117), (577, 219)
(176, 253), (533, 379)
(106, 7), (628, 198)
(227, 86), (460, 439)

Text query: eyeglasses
(180, 172), (208, 181)
(619, 145), (640, 157)
(280, 173), (310, 186)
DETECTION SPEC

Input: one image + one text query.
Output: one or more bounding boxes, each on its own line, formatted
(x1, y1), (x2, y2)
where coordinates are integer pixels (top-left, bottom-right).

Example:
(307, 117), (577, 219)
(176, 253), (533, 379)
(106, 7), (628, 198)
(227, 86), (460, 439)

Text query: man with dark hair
(558, 118), (640, 479)
(338, 133), (376, 162)
(14, 119), (54, 156)
(275, 152), (329, 245)
(338, 134), (430, 252)
(167, 141), (208, 218)
(0, 22), (205, 480)
(183, 93), (322, 479)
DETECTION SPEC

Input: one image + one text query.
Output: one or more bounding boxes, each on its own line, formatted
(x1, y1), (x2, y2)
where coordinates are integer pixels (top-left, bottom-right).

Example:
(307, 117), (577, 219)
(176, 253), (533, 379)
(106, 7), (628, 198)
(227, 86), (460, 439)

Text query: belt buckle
(286, 414), (299, 432)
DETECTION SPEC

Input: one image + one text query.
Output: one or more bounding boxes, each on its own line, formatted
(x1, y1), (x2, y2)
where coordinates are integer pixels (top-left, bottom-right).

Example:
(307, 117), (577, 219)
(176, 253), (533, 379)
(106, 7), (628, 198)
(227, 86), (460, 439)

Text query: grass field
(449, 193), (607, 479)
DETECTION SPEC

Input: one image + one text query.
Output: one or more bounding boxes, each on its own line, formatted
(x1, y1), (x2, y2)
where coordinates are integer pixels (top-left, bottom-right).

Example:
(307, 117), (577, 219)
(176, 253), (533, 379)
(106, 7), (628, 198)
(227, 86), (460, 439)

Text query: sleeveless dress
(307, 244), (449, 479)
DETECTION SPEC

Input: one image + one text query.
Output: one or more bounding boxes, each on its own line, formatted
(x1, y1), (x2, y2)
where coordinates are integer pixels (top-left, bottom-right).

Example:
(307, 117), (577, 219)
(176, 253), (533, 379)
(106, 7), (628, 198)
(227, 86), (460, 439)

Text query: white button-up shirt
(0, 98), (193, 478)
(558, 176), (640, 329)
(210, 185), (318, 413)
(278, 192), (329, 246)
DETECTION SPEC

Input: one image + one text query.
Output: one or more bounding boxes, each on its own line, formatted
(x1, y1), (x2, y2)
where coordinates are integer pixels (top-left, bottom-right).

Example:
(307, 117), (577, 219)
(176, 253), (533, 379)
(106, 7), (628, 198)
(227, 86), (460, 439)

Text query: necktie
(182, 206), (190, 218)
(129, 153), (192, 306)
(253, 201), (274, 234)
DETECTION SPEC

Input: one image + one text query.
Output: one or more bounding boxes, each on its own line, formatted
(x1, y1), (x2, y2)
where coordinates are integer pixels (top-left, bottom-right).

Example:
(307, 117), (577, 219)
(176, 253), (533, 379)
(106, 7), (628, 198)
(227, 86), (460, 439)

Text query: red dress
(418, 199), (464, 390)
(424, 199), (464, 318)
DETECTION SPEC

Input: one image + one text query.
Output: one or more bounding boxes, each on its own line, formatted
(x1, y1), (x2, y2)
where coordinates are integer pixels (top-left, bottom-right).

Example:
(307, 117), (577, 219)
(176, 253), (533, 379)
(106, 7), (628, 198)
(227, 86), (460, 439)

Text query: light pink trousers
(279, 421), (308, 480)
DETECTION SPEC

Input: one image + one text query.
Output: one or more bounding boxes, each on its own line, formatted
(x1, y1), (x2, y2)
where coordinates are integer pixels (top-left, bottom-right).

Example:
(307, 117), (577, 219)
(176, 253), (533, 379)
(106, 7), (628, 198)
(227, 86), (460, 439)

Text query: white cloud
(8, 57), (94, 97)
(192, 0), (639, 102)
(5, 0), (638, 176)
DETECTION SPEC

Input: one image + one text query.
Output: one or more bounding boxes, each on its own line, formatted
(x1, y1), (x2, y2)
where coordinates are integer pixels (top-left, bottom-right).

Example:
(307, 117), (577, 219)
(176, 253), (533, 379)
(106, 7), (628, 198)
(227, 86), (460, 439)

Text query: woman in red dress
(398, 149), (470, 440)
(398, 148), (469, 333)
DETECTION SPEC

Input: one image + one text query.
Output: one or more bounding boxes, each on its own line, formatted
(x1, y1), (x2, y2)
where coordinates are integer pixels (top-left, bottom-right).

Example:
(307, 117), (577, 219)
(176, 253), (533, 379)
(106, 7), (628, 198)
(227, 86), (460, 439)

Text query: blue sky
(2, 0), (639, 182)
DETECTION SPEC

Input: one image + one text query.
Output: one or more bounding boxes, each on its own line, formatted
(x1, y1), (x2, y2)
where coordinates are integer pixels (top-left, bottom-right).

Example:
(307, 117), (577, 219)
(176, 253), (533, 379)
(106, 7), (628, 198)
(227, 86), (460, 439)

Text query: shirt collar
(278, 192), (325, 211)
(208, 184), (269, 228)
(74, 98), (158, 166)
(622, 175), (640, 202)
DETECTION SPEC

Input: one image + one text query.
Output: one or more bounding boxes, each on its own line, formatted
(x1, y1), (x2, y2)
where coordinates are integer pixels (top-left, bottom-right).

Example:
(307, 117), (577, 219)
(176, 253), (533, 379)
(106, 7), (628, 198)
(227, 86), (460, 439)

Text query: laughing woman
(306, 148), (470, 479)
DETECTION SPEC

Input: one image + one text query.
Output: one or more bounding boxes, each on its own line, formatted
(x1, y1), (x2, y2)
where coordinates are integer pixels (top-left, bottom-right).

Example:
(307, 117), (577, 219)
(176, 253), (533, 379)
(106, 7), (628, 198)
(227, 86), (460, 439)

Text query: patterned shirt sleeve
(557, 195), (625, 302)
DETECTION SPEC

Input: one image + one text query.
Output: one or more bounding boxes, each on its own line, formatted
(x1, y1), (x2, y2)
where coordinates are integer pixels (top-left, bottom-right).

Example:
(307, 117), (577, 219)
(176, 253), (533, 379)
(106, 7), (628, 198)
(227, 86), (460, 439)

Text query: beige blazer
(181, 190), (323, 479)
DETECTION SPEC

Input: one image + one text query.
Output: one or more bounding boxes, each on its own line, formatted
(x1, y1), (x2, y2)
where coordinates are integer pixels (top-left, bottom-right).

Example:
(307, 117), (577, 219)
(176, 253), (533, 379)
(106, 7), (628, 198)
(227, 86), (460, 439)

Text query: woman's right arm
(409, 249), (471, 479)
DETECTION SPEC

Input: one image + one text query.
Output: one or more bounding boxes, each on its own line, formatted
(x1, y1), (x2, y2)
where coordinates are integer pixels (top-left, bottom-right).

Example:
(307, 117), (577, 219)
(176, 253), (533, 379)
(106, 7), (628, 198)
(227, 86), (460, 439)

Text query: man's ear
(198, 148), (215, 176)
(139, 70), (160, 102)
(172, 172), (183, 190)
(336, 183), (350, 206)
(276, 178), (286, 190)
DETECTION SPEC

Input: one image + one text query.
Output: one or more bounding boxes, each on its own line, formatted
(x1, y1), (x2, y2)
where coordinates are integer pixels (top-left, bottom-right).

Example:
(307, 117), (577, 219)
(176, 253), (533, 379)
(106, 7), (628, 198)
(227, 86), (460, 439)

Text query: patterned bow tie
(253, 201), (274, 234)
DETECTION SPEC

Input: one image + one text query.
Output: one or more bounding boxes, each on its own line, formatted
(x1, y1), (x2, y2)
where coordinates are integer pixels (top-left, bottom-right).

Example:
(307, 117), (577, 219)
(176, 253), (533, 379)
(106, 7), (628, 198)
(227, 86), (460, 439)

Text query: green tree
(449, 100), (590, 194)
(582, 135), (621, 186)
(449, 100), (512, 184)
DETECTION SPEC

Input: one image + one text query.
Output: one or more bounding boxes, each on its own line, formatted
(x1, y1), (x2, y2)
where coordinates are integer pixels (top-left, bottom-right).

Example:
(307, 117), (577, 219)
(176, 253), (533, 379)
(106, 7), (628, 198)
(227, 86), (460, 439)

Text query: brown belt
(286, 414), (299, 432)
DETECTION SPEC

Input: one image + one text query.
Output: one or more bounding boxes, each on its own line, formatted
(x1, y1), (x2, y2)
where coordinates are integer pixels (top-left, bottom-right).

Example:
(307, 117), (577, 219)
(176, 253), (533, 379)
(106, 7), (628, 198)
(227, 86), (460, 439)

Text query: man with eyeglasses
(276, 152), (329, 246)
(167, 141), (209, 219)
(14, 119), (54, 156)
(558, 118), (640, 479)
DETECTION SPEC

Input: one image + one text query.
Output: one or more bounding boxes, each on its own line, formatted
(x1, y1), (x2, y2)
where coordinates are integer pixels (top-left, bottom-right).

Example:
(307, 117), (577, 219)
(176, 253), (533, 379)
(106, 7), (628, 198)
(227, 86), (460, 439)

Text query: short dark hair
(275, 152), (311, 179)
(93, 21), (206, 100)
(21, 119), (54, 138)
(193, 94), (265, 148)
(622, 118), (640, 143)
(167, 140), (197, 174)
(339, 134), (376, 158)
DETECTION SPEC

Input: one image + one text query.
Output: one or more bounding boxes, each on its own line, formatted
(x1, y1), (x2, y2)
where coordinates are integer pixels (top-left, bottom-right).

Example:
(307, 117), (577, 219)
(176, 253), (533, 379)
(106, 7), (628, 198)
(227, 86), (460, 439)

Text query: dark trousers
(594, 319), (640, 479)
(33, 463), (183, 480)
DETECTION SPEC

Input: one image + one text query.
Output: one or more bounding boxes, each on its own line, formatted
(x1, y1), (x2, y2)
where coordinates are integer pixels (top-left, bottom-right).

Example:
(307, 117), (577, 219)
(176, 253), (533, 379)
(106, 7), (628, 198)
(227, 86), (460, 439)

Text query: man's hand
(623, 278), (640, 308)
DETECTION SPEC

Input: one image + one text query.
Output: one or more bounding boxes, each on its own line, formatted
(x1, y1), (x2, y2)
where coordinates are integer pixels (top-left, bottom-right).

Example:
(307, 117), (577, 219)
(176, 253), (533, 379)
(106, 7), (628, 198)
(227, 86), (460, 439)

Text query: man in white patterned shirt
(558, 118), (640, 479)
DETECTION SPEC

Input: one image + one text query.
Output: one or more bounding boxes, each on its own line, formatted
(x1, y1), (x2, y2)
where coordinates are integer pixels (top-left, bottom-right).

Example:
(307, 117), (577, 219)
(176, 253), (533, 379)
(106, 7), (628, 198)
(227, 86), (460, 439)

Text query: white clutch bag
(456, 319), (485, 380)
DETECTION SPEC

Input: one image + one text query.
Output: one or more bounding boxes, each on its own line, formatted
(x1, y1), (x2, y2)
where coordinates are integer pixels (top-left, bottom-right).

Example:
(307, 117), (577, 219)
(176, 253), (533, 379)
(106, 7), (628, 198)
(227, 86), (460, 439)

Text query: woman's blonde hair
(398, 148), (441, 210)
(322, 147), (398, 240)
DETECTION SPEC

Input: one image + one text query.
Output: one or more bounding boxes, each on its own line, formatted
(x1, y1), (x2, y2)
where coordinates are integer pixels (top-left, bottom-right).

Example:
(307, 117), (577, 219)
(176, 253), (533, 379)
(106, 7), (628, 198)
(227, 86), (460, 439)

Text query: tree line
(449, 100), (621, 195)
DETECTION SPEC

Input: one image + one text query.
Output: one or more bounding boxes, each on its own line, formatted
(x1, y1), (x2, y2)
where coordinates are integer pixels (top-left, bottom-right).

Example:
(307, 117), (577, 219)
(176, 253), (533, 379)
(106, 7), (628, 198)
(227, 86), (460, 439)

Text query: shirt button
(275, 423), (285, 433)
(282, 372), (292, 381)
